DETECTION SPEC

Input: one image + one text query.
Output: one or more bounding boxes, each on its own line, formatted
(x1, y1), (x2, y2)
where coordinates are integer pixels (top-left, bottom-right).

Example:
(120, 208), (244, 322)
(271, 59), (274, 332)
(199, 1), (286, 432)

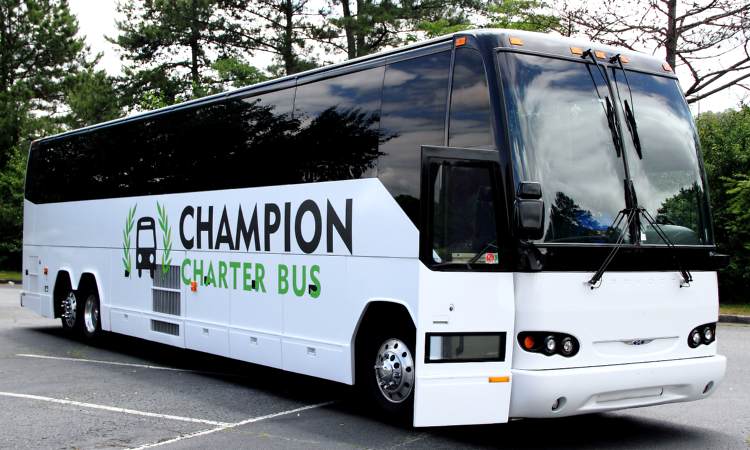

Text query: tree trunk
(355, 0), (365, 57)
(282, 0), (296, 74)
(189, 0), (201, 95)
(340, 0), (356, 59)
(664, 0), (677, 69)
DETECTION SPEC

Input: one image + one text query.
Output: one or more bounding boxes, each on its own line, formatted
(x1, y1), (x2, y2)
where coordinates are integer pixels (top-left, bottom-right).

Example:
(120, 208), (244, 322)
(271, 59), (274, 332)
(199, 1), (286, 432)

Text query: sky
(68, 0), (747, 113)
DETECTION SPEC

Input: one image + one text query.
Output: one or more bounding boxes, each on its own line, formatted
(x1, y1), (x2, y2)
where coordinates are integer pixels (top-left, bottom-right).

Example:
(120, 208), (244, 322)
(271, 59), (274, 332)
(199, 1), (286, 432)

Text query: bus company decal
(121, 198), (353, 300)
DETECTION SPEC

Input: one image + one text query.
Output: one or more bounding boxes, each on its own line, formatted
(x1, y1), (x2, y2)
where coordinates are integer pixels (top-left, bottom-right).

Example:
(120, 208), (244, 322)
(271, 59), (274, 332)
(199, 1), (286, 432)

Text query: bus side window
(378, 51), (452, 226)
(449, 48), (493, 149)
(292, 66), (385, 182)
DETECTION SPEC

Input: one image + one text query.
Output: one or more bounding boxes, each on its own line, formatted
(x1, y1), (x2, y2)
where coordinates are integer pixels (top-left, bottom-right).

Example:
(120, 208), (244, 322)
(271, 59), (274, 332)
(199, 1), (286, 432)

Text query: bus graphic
(135, 217), (156, 279)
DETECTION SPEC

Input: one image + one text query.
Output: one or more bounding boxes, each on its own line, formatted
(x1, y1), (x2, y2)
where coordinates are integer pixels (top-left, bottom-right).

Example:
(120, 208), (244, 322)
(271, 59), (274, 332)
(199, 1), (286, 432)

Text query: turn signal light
(455, 36), (467, 47)
(190, 280), (198, 292)
(518, 332), (580, 357)
(509, 36), (524, 46)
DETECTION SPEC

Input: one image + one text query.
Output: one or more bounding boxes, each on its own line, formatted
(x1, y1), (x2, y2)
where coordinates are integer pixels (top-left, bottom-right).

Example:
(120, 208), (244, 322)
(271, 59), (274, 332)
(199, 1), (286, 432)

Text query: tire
(60, 288), (81, 335)
(80, 287), (102, 340)
(357, 321), (416, 424)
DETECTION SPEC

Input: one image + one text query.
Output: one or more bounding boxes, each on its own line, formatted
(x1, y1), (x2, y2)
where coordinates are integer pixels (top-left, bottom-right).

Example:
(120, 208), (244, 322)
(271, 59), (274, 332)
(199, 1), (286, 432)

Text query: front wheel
(358, 328), (416, 423)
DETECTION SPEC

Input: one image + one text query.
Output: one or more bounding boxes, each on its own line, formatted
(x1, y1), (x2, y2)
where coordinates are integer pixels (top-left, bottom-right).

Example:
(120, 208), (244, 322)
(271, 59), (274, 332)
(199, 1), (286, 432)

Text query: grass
(0, 270), (21, 281)
(720, 303), (750, 316)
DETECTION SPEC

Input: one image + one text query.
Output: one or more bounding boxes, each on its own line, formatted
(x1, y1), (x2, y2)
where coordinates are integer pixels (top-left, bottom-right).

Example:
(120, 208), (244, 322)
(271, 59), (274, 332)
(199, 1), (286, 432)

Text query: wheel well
(77, 273), (98, 298)
(353, 301), (415, 384)
(52, 271), (73, 318)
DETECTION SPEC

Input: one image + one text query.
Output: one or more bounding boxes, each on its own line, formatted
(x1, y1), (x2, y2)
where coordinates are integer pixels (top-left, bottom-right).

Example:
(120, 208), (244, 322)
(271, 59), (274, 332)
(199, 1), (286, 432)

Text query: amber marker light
(523, 335), (535, 350)
(509, 36), (524, 46)
(455, 36), (467, 47)
(190, 280), (198, 292)
(489, 376), (510, 383)
(662, 62), (673, 72)
(570, 47), (583, 55)
(43, 267), (48, 275)
(620, 55), (630, 63)
(595, 50), (606, 59)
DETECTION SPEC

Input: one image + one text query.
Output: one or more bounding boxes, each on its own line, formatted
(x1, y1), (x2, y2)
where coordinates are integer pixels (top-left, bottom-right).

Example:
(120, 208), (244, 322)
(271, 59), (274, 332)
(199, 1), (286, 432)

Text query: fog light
(561, 337), (574, 356)
(703, 326), (713, 343)
(690, 330), (702, 347)
(551, 396), (566, 411)
(544, 336), (556, 354)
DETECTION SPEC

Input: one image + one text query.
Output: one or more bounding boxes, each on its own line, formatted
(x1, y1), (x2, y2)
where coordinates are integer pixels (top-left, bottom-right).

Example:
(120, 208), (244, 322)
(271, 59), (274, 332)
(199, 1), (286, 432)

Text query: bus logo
(136, 217), (156, 278)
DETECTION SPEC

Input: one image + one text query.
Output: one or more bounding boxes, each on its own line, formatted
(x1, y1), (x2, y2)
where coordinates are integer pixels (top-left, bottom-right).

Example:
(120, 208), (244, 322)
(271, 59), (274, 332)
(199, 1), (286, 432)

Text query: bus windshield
(501, 52), (713, 246)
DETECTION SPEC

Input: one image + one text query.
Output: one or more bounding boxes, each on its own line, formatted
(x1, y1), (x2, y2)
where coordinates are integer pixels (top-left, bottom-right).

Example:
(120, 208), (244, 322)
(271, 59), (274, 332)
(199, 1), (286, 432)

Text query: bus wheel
(359, 327), (416, 423)
(60, 290), (79, 334)
(81, 288), (102, 340)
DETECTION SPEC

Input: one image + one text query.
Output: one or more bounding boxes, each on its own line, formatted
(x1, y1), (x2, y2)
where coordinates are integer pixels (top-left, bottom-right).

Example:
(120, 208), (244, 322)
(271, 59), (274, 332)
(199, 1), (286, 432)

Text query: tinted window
(292, 67), (385, 182)
(378, 51), (451, 225)
(449, 48), (493, 149)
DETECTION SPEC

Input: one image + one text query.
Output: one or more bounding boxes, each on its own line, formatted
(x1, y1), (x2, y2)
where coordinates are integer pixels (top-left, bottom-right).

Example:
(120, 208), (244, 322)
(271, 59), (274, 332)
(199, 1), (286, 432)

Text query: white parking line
(16, 353), (237, 378)
(0, 391), (230, 426)
(131, 401), (336, 449)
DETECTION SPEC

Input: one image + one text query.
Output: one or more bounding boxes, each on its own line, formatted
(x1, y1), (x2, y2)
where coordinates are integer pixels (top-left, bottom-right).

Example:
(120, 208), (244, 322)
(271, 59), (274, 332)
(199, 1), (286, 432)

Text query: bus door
(414, 146), (515, 426)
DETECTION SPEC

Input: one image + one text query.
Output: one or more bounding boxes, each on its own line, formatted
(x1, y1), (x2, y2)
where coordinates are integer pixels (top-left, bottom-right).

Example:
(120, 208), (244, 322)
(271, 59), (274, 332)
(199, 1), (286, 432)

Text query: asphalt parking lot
(0, 284), (748, 449)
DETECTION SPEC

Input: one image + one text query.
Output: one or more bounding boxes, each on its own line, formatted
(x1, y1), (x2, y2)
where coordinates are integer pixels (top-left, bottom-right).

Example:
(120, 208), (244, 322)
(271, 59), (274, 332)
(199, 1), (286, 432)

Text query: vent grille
(151, 320), (179, 336)
(152, 289), (180, 315)
(153, 265), (180, 289)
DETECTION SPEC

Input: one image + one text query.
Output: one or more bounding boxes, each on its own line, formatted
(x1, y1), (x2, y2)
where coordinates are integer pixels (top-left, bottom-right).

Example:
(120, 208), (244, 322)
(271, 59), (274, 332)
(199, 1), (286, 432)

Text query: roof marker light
(662, 62), (673, 72)
(595, 50), (606, 59)
(570, 47), (583, 55)
(455, 36), (467, 47)
(489, 376), (510, 383)
(620, 55), (630, 63)
(509, 37), (524, 46)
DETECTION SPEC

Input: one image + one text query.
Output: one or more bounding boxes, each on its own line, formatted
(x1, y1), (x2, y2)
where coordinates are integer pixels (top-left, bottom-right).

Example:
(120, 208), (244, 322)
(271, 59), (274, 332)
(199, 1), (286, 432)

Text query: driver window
(431, 161), (499, 265)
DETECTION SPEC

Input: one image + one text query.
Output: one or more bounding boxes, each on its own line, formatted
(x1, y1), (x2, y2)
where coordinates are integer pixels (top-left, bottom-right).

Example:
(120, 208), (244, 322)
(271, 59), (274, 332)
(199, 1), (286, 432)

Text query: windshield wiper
(587, 206), (693, 288)
(611, 54), (643, 159)
(583, 59), (623, 158)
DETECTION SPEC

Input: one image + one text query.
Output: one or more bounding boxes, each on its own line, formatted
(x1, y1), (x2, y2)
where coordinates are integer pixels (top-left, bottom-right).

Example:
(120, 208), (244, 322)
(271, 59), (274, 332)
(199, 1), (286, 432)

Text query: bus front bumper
(509, 355), (726, 418)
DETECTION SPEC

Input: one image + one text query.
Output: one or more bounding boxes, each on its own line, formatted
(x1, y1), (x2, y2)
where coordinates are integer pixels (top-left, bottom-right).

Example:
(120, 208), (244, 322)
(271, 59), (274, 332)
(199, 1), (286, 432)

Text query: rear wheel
(357, 322), (416, 424)
(81, 289), (102, 340)
(60, 289), (80, 334)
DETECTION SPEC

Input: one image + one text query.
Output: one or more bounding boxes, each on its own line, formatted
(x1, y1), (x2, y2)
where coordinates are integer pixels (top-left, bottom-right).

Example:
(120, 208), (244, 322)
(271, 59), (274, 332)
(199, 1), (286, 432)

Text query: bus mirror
(515, 182), (544, 240)
(517, 181), (542, 199)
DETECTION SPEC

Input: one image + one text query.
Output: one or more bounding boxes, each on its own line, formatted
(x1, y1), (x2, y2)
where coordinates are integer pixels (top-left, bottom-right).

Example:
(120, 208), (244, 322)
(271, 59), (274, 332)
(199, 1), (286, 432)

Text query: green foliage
(0, 147), (25, 268)
(696, 105), (750, 302)
(65, 68), (122, 128)
(122, 205), (137, 276)
(212, 57), (269, 89)
(418, 0), (559, 40)
(157, 202), (172, 274)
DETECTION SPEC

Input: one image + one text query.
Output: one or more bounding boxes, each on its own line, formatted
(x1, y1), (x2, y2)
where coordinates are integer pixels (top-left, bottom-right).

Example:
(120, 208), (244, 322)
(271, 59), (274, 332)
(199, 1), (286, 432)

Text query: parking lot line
(16, 353), (237, 377)
(0, 391), (230, 426)
(132, 401), (336, 449)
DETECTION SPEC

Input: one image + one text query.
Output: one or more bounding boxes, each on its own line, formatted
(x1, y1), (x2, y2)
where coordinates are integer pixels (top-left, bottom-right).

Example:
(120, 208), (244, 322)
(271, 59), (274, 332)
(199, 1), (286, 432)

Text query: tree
(112, 0), (267, 105)
(562, 0), (750, 103)
(696, 105), (750, 302)
(64, 68), (122, 128)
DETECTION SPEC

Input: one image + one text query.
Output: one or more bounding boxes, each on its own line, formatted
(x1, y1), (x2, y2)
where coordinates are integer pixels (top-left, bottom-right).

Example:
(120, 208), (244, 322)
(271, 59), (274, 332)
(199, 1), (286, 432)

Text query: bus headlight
(543, 336), (556, 354)
(561, 337), (576, 356)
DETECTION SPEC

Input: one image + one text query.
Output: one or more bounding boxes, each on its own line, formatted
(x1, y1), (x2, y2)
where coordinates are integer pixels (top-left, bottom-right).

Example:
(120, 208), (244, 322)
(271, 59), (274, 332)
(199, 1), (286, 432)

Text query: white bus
(20, 29), (727, 427)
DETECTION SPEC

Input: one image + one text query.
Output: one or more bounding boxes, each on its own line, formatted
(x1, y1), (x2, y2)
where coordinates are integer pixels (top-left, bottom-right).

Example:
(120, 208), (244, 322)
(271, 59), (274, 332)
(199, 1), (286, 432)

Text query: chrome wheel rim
(374, 338), (414, 403)
(83, 294), (98, 334)
(62, 292), (77, 328)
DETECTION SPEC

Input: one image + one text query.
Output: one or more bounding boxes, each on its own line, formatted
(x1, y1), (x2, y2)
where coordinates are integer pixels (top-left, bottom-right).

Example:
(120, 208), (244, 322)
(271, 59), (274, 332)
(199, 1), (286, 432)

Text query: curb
(719, 314), (750, 324)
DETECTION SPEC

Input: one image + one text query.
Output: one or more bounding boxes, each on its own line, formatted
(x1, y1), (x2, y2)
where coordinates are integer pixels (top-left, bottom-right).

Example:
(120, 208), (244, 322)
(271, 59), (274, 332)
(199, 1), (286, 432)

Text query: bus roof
(36, 29), (673, 144)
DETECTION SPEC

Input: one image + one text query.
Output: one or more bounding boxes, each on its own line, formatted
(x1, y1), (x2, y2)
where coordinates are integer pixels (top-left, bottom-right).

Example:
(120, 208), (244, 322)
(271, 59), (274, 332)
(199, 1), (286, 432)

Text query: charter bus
(20, 29), (726, 426)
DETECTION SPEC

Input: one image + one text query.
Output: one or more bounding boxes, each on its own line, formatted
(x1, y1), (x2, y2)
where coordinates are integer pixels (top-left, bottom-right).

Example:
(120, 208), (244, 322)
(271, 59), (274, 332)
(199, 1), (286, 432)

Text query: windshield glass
(612, 69), (713, 245)
(501, 53), (629, 244)
(501, 52), (713, 246)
